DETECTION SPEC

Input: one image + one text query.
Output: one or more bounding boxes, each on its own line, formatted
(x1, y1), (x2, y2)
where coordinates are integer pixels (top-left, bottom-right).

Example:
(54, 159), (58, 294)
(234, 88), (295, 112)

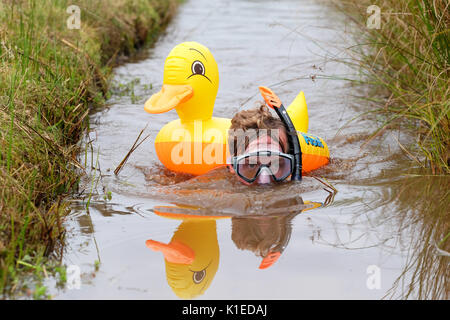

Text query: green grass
(335, 0), (449, 173)
(0, 0), (179, 297)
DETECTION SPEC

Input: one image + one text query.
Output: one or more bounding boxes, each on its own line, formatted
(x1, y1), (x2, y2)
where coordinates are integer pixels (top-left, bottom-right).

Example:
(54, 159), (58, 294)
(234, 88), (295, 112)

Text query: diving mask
(230, 150), (294, 183)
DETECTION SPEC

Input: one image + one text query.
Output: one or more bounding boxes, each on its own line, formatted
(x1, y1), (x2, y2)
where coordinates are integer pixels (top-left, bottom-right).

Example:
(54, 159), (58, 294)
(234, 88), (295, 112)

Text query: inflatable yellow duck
(144, 41), (314, 175)
(146, 206), (230, 299)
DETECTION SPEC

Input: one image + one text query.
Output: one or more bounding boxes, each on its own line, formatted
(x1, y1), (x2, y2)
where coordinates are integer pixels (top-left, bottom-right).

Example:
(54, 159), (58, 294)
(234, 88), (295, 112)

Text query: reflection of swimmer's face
(231, 215), (292, 269)
(234, 134), (289, 185)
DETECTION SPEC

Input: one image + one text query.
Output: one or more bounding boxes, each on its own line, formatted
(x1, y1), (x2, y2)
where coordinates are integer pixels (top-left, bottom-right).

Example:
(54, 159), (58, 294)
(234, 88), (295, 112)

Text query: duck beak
(146, 239), (195, 265)
(144, 84), (193, 114)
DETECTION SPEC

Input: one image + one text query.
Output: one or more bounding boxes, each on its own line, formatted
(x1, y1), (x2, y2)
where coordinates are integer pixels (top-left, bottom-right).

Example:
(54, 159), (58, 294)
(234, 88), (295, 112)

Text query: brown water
(47, 0), (448, 299)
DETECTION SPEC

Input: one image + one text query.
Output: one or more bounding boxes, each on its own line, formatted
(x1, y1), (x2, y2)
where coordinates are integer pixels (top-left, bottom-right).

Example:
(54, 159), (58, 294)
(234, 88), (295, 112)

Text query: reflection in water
(232, 202), (321, 269)
(312, 168), (449, 300)
(66, 154), (447, 299)
(141, 166), (327, 216)
(146, 197), (322, 299)
(146, 212), (222, 299)
(375, 173), (449, 300)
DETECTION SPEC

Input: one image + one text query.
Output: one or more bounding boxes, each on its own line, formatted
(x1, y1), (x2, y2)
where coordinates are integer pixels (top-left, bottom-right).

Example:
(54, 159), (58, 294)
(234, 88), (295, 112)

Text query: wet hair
(228, 103), (288, 156)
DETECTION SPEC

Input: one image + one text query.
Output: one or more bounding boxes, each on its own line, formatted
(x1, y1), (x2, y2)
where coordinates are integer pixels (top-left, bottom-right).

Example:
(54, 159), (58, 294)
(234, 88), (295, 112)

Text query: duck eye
(192, 269), (206, 284)
(191, 60), (205, 76)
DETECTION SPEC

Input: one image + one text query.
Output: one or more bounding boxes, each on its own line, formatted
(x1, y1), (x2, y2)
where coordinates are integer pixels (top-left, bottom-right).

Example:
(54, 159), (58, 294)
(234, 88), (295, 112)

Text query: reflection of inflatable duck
(144, 41), (328, 175)
(146, 206), (230, 299)
(146, 199), (323, 298)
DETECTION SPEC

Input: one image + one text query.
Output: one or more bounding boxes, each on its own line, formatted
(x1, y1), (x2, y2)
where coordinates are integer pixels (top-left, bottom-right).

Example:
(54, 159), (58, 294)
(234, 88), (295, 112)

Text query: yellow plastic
(286, 91), (308, 133)
(144, 41), (219, 122)
(144, 41), (327, 175)
(146, 206), (225, 300)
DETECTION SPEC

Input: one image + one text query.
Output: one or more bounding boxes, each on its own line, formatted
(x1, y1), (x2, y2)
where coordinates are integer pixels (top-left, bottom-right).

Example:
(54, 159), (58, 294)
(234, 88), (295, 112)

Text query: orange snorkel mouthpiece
(258, 86), (282, 109)
(258, 251), (281, 269)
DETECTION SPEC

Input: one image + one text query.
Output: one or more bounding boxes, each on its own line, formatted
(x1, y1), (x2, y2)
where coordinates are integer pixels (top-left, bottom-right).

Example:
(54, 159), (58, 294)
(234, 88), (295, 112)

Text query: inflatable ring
(144, 42), (329, 175)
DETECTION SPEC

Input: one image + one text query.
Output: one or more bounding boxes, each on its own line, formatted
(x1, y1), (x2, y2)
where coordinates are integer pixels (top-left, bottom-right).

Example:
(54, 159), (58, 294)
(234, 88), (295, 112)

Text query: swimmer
(227, 95), (302, 185)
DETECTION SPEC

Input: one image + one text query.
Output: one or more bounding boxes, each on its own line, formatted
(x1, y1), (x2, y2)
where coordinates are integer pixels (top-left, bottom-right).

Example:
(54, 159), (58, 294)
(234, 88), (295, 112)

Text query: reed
(370, 170), (449, 299)
(0, 0), (179, 297)
(335, 0), (449, 173)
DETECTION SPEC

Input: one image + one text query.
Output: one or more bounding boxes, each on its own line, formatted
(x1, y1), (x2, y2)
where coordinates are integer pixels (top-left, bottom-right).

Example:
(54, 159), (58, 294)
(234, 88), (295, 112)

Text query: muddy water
(48, 0), (448, 299)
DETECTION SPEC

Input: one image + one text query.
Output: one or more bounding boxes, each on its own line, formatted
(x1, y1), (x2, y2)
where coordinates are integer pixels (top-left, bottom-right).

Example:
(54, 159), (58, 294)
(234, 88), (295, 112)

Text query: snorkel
(258, 86), (303, 181)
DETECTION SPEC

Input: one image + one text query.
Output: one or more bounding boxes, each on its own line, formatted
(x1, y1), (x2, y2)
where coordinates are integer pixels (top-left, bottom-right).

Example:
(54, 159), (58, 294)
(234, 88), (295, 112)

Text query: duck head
(146, 206), (223, 299)
(144, 42), (219, 122)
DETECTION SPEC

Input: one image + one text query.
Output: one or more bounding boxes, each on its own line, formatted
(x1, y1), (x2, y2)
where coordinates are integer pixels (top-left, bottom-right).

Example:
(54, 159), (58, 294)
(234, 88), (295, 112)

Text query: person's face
(233, 130), (289, 185)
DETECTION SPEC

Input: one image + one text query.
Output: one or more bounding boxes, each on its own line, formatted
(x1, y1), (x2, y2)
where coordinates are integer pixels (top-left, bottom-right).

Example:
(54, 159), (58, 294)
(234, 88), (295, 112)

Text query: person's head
(231, 215), (293, 269)
(228, 104), (292, 185)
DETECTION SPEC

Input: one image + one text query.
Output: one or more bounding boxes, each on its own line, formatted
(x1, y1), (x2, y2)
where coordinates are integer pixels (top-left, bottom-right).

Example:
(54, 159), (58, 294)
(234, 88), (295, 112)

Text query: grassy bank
(336, 0), (449, 173)
(0, 0), (178, 298)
